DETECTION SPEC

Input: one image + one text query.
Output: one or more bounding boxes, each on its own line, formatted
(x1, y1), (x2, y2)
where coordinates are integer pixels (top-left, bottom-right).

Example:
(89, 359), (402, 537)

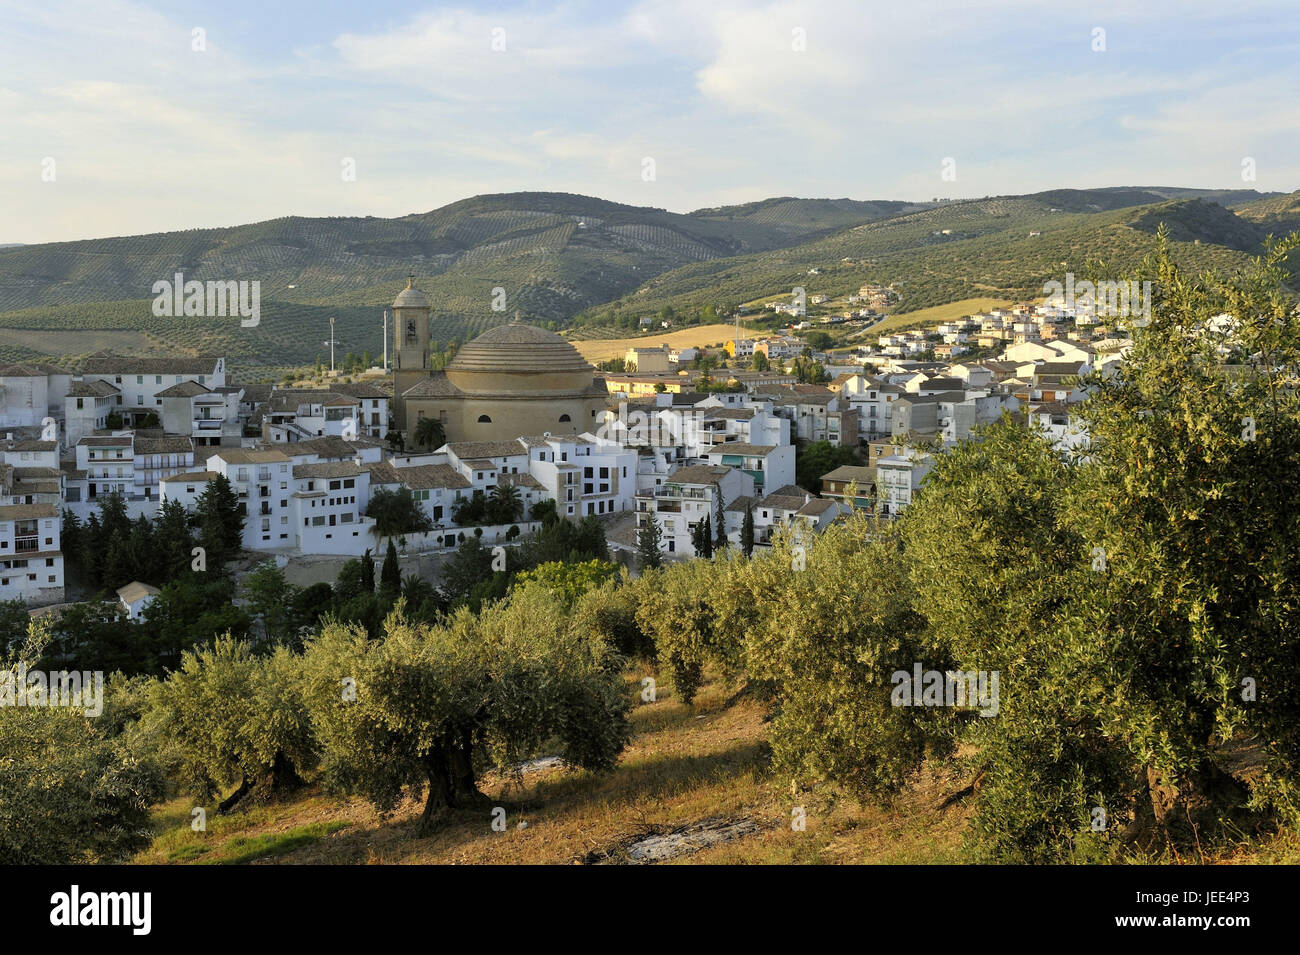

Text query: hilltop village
(0, 279), (1142, 609)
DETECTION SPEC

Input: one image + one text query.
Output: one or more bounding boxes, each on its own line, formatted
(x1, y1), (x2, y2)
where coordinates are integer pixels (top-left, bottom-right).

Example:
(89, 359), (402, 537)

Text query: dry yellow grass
(135, 670), (1300, 865)
(568, 324), (741, 363)
(868, 297), (1015, 334)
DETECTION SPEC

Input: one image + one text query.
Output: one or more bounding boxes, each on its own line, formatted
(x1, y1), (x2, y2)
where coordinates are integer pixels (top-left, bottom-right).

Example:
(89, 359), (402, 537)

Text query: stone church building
(391, 280), (609, 444)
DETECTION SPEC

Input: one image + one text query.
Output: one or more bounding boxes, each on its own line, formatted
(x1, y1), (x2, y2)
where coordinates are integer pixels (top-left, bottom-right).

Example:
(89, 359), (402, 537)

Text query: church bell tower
(391, 276), (432, 436)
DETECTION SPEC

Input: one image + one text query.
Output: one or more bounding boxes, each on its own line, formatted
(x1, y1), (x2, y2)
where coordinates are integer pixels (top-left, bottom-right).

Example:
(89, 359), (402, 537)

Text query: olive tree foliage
(138, 637), (315, 813)
(741, 514), (948, 800)
(569, 574), (655, 662)
(900, 231), (1300, 860)
(633, 559), (737, 705)
(1062, 232), (1300, 839)
(0, 621), (163, 863)
(898, 420), (1122, 860)
(304, 587), (630, 835)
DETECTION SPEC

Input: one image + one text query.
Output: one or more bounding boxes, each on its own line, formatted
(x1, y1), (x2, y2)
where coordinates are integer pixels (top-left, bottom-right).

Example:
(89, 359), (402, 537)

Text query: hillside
(0, 191), (905, 315)
(1236, 189), (1300, 237)
(568, 323), (740, 363)
(586, 193), (1281, 323)
(0, 187), (1290, 373)
(132, 668), (1300, 866)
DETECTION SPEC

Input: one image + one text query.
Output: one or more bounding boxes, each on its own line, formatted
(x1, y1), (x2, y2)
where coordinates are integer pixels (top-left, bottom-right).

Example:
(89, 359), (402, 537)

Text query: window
(559, 414), (571, 423)
(477, 415), (491, 423)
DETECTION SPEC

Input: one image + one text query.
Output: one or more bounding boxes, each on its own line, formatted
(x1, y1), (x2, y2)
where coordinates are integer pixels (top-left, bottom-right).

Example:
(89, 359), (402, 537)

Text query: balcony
(639, 486), (711, 501)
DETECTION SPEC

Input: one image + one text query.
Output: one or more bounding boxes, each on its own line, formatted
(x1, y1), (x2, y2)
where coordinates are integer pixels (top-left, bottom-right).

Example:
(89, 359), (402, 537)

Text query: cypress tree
(380, 540), (401, 596)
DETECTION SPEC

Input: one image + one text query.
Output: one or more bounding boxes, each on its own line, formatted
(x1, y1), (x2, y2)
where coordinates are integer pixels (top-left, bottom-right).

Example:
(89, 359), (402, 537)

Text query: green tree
(694, 516), (713, 558)
(140, 637), (314, 813)
(359, 549), (376, 593)
(413, 417), (446, 451)
(142, 575), (251, 666)
(0, 622), (164, 862)
(636, 514), (663, 570)
(43, 601), (147, 676)
(303, 586), (630, 834)
(380, 539), (402, 597)
(529, 498), (558, 525)
(743, 513), (945, 797)
(367, 486), (433, 539)
(633, 559), (734, 704)
(488, 483), (523, 525)
(795, 440), (858, 492)
(195, 475), (244, 570)
(154, 498), (195, 581)
(741, 503), (755, 556)
(514, 559), (619, 609)
(243, 560), (301, 649)
(714, 492), (727, 551)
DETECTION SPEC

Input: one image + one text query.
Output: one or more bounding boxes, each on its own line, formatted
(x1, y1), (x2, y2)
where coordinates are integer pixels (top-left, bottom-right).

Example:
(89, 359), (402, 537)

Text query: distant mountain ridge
(0, 186), (1291, 374)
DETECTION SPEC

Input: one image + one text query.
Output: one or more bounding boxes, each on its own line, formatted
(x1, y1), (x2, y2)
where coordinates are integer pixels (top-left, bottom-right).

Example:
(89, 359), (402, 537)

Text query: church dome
(393, 280), (429, 309)
(446, 322), (594, 396)
(449, 323), (592, 374)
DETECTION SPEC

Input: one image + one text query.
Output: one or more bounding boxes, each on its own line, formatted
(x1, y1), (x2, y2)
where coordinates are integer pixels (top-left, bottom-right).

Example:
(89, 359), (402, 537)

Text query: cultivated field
(867, 297), (1016, 334)
(567, 323), (741, 362)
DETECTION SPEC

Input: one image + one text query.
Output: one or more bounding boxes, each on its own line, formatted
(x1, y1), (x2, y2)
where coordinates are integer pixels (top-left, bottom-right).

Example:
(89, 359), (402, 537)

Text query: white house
(700, 442), (795, 496)
(0, 502), (63, 605)
(0, 362), (72, 429)
(876, 451), (935, 518)
(725, 484), (842, 548)
(634, 464), (753, 556)
(80, 356), (227, 428)
(117, 581), (161, 621)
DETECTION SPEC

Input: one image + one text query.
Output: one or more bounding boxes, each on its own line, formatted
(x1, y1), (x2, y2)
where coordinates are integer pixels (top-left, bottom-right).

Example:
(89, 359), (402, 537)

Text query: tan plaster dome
(445, 322), (594, 396)
(392, 284), (430, 309)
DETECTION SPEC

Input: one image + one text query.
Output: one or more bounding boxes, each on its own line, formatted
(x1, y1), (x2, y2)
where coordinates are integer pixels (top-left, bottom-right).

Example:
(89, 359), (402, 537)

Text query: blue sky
(2, 0), (1298, 243)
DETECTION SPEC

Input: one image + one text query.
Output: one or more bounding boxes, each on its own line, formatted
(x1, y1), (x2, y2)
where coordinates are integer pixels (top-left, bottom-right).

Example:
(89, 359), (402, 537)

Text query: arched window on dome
(558, 414), (571, 423)
(477, 414), (492, 423)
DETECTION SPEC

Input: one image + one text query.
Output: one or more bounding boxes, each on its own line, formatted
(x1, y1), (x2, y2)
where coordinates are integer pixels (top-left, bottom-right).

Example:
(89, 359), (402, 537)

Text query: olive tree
(141, 637), (315, 813)
(305, 587), (630, 835)
(0, 622), (163, 863)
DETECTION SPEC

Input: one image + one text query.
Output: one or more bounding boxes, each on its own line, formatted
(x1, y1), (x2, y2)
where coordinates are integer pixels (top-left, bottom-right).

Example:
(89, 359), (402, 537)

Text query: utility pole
(324, 316), (339, 374)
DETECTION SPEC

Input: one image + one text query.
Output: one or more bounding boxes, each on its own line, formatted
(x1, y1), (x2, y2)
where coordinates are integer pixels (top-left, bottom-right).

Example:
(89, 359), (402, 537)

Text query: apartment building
(0, 502), (63, 605)
(700, 442), (794, 495)
(203, 448), (294, 549)
(80, 356), (227, 426)
(635, 464), (753, 556)
(876, 451), (935, 518)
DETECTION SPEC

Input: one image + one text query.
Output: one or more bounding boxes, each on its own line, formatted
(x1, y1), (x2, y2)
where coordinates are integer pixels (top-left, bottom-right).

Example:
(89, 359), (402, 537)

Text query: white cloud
(0, 0), (1295, 243)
